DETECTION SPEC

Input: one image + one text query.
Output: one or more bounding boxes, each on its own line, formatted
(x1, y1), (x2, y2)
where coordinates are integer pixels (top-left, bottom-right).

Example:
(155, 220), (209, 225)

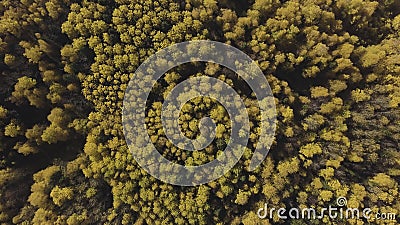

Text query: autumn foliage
(0, 0), (399, 224)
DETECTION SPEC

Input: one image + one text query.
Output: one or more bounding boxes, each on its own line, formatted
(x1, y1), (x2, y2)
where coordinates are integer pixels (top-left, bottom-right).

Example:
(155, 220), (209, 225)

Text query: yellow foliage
(351, 89), (371, 102)
(50, 186), (74, 206)
(299, 143), (322, 158)
(310, 86), (329, 98)
(319, 190), (333, 202)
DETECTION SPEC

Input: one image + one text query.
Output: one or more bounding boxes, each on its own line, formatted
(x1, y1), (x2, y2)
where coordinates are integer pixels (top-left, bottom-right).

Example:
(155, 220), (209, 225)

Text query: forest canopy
(0, 0), (399, 224)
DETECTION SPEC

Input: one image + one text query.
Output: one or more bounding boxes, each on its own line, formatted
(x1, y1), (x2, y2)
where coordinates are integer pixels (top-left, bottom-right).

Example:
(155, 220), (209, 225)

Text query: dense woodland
(0, 0), (399, 224)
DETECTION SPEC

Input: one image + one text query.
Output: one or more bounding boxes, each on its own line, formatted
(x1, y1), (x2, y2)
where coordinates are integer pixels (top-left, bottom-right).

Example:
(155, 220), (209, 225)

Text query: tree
(299, 143), (322, 158)
(50, 186), (74, 206)
(310, 86), (329, 98)
(1, 0), (400, 224)
(0, 106), (6, 120)
(351, 88), (371, 102)
(4, 120), (24, 138)
(41, 124), (69, 144)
